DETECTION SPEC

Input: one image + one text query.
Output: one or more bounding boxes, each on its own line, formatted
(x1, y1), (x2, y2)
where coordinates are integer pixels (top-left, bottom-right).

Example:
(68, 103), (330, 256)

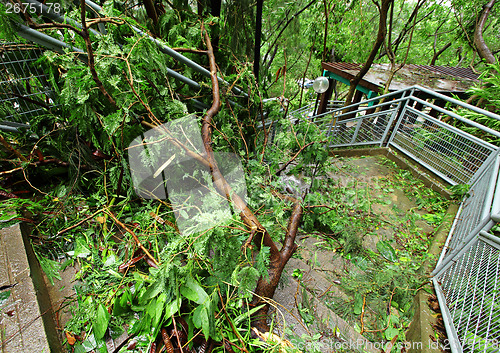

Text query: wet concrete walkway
(0, 224), (50, 352)
(270, 154), (450, 352)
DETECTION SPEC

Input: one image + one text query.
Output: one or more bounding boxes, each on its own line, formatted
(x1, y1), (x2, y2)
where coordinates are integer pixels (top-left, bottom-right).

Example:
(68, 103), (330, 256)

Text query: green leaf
(112, 290), (131, 316)
(164, 297), (181, 318)
(154, 293), (167, 326)
(0, 290), (11, 309)
(81, 333), (97, 351)
(352, 256), (370, 270)
(377, 240), (398, 262)
(384, 326), (399, 340)
(0, 213), (16, 222)
(36, 255), (61, 285)
(68, 237), (91, 258)
(180, 277), (208, 304)
(73, 343), (87, 353)
(353, 293), (363, 315)
(234, 304), (265, 326)
(140, 280), (163, 304)
(192, 305), (210, 339)
(93, 304), (110, 339)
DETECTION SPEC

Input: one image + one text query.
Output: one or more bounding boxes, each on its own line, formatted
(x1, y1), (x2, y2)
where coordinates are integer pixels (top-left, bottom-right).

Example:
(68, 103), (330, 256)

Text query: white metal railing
(295, 85), (500, 352)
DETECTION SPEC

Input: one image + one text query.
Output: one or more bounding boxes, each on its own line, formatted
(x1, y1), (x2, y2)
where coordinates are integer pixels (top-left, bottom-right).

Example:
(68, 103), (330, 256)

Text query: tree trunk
(344, 0), (393, 106)
(143, 0), (158, 25)
(254, 0), (264, 82)
(201, 25), (303, 332)
(474, 0), (497, 64)
(430, 42), (452, 65)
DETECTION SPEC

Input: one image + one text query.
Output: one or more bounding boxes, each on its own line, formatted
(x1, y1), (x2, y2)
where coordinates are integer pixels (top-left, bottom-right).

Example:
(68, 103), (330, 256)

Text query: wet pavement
(270, 155), (449, 352)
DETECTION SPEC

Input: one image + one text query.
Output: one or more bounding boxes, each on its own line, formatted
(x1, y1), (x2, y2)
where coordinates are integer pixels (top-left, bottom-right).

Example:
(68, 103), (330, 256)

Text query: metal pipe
(432, 278), (463, 353)
(481, 154), (500, 220)
(0, 124), (24, 132)
(432, 218), (495, 277)
(325, 89), (407, 116)
(16, 6), (199, 89)
(23, 0), (100, 36)
(491, 153), (500, 219)
(479, 230), (500, 248)
(84, 0), (246, 97)
(165, 69), (200, 90)
(16, 24), (85, 55)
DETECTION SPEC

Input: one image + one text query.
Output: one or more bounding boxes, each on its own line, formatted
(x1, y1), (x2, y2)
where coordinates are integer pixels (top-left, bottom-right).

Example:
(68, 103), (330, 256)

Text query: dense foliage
(0, 0), (498, 351)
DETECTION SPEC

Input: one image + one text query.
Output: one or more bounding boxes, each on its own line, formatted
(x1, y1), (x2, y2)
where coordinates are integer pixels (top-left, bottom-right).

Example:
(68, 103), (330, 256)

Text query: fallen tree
(0, 1), (331, 351)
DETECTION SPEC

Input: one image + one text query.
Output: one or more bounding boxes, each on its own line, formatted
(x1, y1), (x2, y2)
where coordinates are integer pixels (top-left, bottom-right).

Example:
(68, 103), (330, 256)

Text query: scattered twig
(86, 17), (125, 27)
(384, 335), (398, 353)
(56, 208), (105, 236)
(80, 0), (116, 106)
(171, 316), (185, 353)
(360, 296), (366, 334)
(172, 47), (208, 54)
(276, 141), (323, 175)
(363, 287), (396, 333)
(118, 253), (145, 273)
(318, 283), (333, 298)
(105, 210), (160, 267)
(217, 290), (249, 353)
(0, 134), (27, 162)
(7, 92), (51, 110)
(242, 228), (257, 251)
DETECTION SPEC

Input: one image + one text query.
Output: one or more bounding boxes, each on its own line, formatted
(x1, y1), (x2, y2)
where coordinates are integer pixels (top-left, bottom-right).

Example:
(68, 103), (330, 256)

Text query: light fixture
(313, 76), (329, 94)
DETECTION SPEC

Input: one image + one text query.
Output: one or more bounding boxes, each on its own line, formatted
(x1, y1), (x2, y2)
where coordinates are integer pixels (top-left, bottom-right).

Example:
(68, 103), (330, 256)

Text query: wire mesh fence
(325, 108), (397, 147)
(389, 106), (497, 185)
(439, 156), (499, 263)
(434, 234), (500, 352)
(0, 41), (56, 131)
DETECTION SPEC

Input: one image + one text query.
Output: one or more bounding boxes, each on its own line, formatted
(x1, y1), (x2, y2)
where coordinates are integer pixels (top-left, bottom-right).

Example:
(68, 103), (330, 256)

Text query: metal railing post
(386, 88), (415, 146)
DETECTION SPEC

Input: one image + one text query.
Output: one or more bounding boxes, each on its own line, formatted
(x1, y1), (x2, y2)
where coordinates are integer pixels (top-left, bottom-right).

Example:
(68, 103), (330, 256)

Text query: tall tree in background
(344, 0), (394, 106)
(254, 0), (264, 82)
(474, 0), (497, 64)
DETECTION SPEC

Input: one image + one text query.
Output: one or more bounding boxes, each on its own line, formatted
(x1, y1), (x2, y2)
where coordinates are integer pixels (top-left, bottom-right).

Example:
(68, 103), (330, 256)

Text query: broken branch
(105, 210), (160, 267)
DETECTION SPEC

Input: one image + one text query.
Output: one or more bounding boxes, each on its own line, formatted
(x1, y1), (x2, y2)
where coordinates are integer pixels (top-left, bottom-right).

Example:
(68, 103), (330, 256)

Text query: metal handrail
(413, 85), (500, 122)
(84, 0), (246, 97)
(312, 85), (500, 129)
(14, 0), (246, 97)
(279, 82), (500, 353)
(23, 0), (100, 36)
(16, 24), (85, 55)
(322, 88), (410, 116)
